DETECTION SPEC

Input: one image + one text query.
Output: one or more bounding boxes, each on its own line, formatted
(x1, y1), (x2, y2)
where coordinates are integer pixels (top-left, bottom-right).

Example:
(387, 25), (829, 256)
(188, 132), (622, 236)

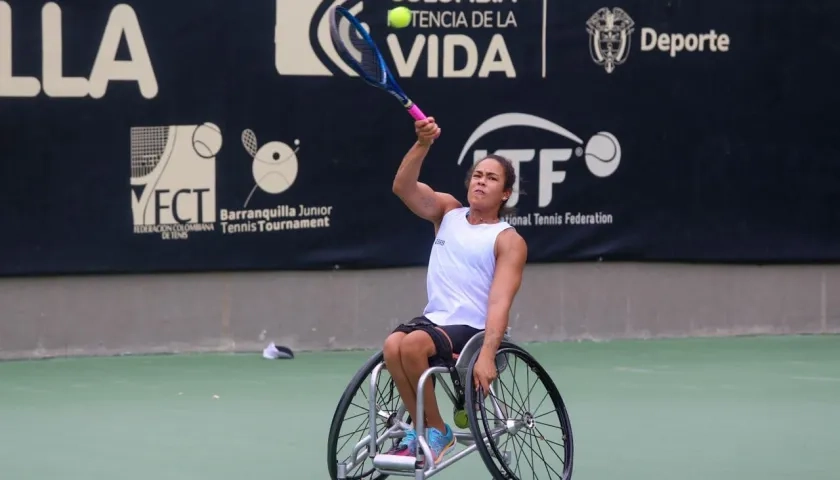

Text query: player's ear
(503, 187), (512, 201)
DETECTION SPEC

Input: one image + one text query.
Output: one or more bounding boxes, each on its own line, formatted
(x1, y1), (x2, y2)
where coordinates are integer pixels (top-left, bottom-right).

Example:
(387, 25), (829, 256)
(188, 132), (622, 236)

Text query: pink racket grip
(407, 103), (439, 138)
(407, 104), (427, 120)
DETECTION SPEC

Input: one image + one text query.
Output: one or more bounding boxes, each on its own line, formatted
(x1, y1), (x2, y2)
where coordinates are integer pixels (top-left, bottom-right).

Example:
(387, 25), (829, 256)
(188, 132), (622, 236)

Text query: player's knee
(383, 332), (405, 363)
(400, 330), (435, 359)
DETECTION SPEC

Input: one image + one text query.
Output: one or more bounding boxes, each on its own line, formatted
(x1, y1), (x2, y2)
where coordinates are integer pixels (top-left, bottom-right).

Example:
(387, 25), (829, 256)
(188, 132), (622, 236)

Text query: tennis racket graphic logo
(241, 129), (301, 208)
(130, 126), (175, 225)
(275, 0), (368, 77)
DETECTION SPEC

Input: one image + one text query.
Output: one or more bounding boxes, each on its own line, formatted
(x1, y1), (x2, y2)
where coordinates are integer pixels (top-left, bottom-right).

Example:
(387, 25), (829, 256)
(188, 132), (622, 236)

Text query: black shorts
(391, 316), (483, 367)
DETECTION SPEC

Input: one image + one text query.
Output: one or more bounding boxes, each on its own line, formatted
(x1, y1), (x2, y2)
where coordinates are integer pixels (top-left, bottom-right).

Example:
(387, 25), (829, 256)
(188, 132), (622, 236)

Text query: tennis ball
(453, 409), (469, 429)
(388, 6), (412, 29)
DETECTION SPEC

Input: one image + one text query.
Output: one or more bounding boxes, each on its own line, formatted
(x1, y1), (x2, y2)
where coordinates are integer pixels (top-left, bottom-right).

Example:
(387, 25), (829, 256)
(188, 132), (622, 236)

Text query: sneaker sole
(426, 437), (456, 466)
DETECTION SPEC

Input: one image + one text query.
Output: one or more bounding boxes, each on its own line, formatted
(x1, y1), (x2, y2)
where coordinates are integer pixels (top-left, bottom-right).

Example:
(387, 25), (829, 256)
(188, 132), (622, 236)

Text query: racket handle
(407, 104), (427, 121)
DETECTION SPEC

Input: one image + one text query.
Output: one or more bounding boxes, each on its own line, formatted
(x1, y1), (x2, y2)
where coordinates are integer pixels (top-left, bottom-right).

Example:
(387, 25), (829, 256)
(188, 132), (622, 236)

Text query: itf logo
(456, 113), (620, 228)
(130, 123), (221, 240)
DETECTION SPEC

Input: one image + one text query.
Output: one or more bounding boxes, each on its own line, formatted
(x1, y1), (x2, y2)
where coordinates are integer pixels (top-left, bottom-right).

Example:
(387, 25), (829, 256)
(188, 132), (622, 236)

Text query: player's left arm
(480, 228), (528, 360)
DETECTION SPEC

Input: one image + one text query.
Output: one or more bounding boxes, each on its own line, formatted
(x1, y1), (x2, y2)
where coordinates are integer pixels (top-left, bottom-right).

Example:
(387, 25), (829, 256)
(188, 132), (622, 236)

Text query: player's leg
(399, 329), (449, 432)
(398, 323), (458, 465)
(420, 325), (482, 465)
(381, 319), (428, 455)
(383, 331), (415, 409)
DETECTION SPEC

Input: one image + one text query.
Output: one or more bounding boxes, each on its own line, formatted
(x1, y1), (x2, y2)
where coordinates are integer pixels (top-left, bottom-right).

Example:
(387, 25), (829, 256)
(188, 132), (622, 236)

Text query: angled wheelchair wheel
(465, 342), (574, 480)
(327, 351), (406, 480)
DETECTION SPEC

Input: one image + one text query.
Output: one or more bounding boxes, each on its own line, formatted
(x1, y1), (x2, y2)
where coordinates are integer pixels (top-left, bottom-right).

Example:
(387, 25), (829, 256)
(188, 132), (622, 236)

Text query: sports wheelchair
(327, 330), (574, 480)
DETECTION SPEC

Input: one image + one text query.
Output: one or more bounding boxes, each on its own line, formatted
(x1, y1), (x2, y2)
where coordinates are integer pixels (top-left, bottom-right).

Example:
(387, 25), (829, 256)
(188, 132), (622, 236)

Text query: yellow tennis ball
(388, 6), (412, 29)
(453, 409), (469, 429)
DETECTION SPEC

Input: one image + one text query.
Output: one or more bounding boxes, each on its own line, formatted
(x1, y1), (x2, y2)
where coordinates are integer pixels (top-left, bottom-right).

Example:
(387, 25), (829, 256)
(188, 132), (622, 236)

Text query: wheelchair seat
(451, 329), (512, 377)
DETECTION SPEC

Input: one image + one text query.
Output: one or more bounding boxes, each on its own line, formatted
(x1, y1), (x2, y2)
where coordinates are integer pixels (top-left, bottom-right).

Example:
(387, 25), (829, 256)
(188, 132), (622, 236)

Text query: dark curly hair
(464, 154), (517, 217)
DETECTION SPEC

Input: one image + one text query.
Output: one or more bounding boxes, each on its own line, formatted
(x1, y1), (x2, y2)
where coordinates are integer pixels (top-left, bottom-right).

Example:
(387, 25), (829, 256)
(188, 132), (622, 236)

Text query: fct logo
(130, 123), (221, 240)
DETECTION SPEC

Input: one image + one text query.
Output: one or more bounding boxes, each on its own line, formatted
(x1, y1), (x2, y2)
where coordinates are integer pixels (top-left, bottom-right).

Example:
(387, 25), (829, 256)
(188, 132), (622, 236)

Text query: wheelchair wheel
(465, 342), (574, 480)
(327, 351), (404, 480)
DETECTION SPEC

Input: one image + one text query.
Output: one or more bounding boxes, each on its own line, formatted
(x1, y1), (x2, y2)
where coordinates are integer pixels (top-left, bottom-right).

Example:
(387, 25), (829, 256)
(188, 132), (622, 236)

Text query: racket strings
(349, 28), (382, 81)
(130, 126), (168, 177)
(241, 129), (259, 157)
(333, 13), (384, 82)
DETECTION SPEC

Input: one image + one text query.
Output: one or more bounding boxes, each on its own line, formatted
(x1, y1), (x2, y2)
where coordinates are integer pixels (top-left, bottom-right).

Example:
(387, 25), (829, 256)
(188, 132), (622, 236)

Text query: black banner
(1, 0), (838, 276)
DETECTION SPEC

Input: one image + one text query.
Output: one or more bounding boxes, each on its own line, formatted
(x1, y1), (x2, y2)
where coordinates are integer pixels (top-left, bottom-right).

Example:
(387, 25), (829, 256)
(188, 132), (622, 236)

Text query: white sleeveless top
(422, 207), (513, 330)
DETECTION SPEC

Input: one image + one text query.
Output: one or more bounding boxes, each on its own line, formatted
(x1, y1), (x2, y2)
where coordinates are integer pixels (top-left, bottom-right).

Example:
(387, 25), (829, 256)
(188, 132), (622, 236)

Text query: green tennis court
(1, 334), (838, 480)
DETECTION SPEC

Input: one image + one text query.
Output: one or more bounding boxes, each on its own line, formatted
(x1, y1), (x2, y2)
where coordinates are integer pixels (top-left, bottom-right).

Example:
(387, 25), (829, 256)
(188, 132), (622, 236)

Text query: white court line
(790, 376), (840, 383)
(614, 366), (655, 373)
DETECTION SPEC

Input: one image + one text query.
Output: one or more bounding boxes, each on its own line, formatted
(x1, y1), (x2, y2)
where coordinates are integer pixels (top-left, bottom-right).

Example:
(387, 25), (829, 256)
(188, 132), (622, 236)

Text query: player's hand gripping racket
(328, 6), (428, 122)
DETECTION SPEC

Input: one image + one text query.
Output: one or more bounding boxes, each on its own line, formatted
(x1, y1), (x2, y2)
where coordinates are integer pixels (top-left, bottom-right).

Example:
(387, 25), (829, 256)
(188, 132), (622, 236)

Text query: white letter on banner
(89, 4), (158, 99)
(42, 3), (89, 97)
(0, 1), (41, 97)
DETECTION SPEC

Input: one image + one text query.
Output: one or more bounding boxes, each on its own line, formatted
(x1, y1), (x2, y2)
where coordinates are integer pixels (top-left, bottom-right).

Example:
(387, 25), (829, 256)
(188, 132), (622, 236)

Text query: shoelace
(399, 429), (417, 447)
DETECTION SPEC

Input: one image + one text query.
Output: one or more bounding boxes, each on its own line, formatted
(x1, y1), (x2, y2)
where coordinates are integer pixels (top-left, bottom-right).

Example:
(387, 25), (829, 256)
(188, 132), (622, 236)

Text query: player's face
(467, 158), (509, 212)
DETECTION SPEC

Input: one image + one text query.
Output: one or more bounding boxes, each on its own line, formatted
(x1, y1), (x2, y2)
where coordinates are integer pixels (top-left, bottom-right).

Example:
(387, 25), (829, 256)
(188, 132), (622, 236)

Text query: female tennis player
(382, 117), (528, 465)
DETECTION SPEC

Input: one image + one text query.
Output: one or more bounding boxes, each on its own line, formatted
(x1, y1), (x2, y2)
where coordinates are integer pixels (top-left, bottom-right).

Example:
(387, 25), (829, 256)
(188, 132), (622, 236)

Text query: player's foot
(385, 427), (417, 456)
(426, 424), (455, 465)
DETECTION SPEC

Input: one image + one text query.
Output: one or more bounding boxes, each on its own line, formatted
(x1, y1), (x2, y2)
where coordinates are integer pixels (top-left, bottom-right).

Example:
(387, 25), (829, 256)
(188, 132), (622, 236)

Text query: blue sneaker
(426, 424), (456, 465)
(386, 427), (417, 456)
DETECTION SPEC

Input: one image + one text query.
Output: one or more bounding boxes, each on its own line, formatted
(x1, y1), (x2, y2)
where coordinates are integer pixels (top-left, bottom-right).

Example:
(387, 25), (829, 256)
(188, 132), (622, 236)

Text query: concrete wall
(2, 263), (839, 360)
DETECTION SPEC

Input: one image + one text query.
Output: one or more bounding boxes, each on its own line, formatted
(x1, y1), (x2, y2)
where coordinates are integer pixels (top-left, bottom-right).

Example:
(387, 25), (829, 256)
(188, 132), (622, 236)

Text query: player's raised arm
(392, 118), (462, 224)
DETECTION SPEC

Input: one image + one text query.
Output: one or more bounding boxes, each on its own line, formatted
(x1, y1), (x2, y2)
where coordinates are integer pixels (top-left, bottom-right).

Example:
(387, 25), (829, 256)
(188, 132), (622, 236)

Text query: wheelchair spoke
(501, 416), (566, 480)
(483, 394), (521, 425)
(527, 427), (566, 452)
(497, 358), (528, 417)
(510, 355), (528, 414)
(529, 390), (552, 419)
(527, 423), (537, 480)
(337, 414), (371, 452)
(532, 409), (559, 420)
(496, 377), (526, 419)
(341, 410), (370, 423)
(525, 365), (544, 415)
(511, 431), (531, 479)
(529, 430), (564, 479)
(526, 361), (533, 420)
(522, 428), (566, 475)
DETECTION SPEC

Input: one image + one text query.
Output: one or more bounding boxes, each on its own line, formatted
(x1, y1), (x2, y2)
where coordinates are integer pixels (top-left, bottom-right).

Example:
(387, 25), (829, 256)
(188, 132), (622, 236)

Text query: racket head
(328, 6), (411, 106)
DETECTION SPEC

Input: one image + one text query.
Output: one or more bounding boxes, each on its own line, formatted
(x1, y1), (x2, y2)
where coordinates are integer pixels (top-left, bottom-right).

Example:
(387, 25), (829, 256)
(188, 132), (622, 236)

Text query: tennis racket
(328, 6), (428, 122)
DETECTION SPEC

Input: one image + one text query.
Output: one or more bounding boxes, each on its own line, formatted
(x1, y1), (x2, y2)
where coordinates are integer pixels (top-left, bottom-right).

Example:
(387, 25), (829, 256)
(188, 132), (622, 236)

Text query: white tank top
(422, 207), (513, 330)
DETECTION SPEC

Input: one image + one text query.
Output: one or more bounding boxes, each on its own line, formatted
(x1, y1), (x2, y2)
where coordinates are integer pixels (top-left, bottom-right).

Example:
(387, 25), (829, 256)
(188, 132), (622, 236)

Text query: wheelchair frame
(327, 330), (574, 480)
